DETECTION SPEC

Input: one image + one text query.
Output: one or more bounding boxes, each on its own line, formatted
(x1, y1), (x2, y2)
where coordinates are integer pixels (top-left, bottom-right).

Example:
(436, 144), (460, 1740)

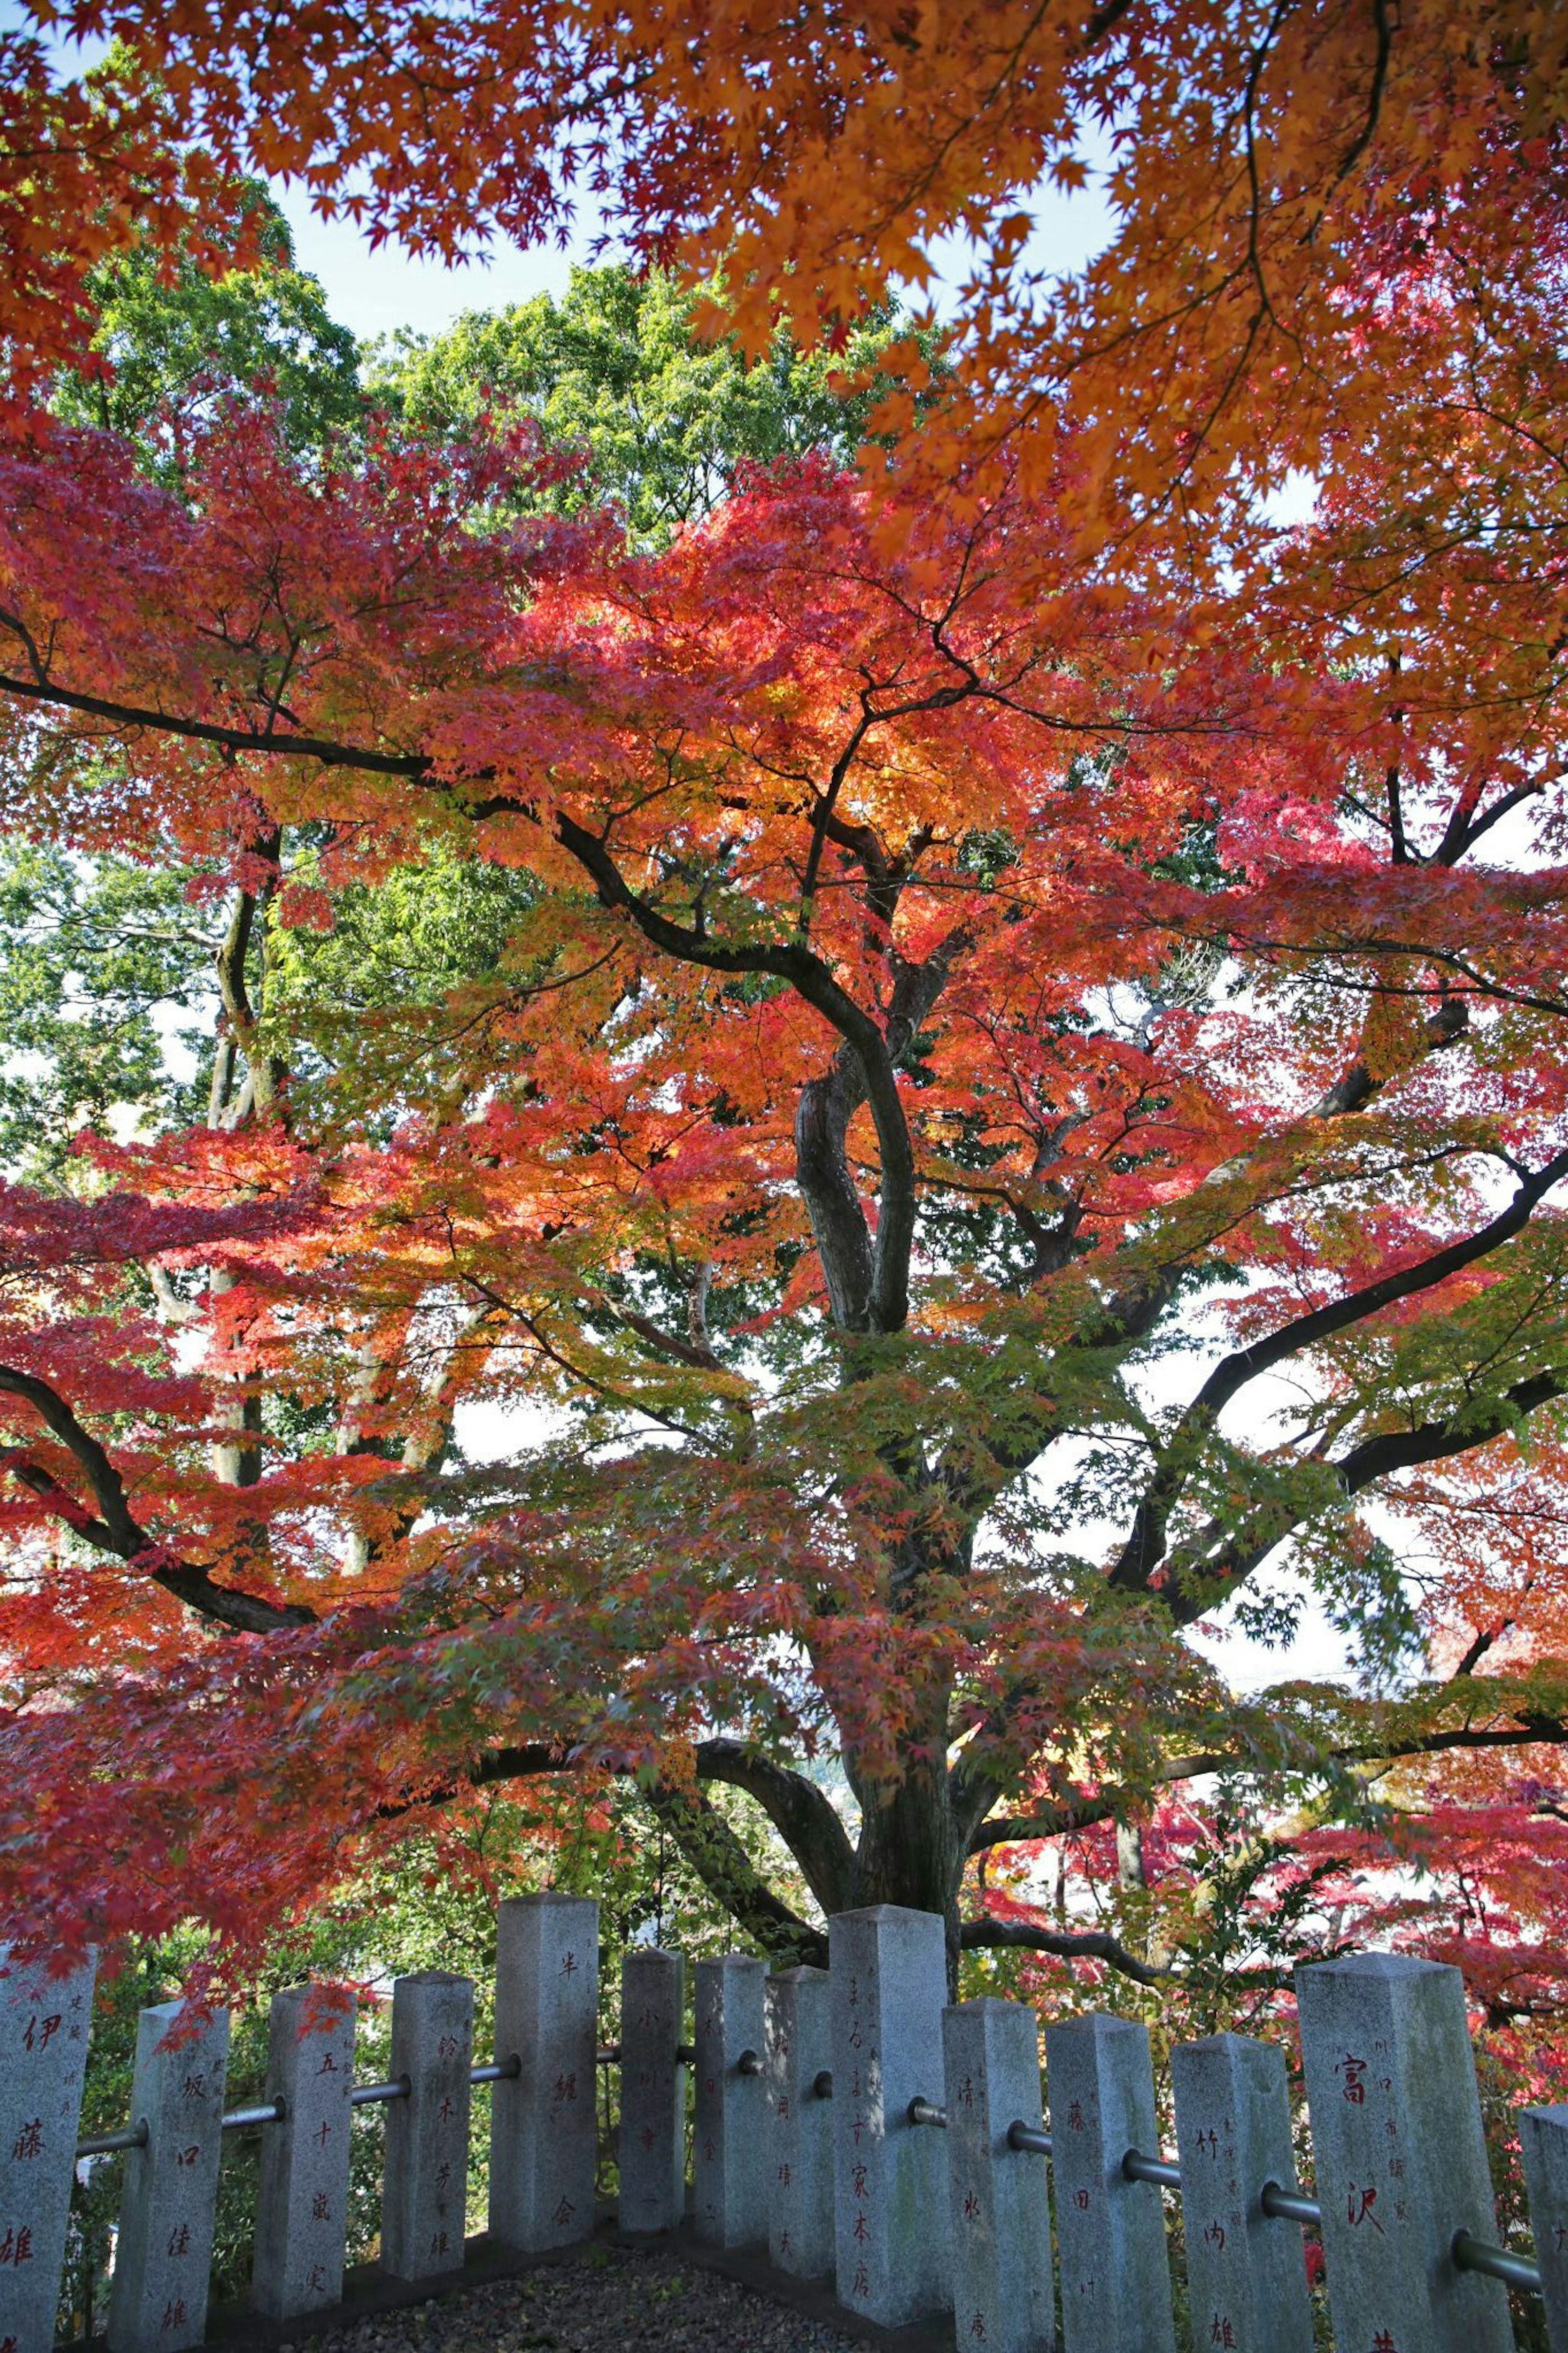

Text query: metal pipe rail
(1001, 2123), (1542, 2300)
(78, 2036), (730, 2161)
(76, 2052), (530, 2160)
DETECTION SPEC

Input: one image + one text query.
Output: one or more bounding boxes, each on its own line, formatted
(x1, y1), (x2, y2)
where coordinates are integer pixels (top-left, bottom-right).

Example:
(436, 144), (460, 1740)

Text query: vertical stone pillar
(942, 1998), (1054, 2353)
(107, 2000), (230, 2353)
(250, 1984), (356, 2318)
(829, 1905), (952, 2329)
(1045, 2011), (1176, 2353)
(1296, 1951), (1512, 2353)
(617, 1947), (686, 2233)
(693, 1954), (767, 2248)
(1172, 2032), (1313, 2353)
(488, 1894), (599, 2254)
(1521, 2105), (1568, 2353)
(766, 1965), (833, 2279)
(380, 1971), (472, 2282)
(0, 1947), (96, 2353)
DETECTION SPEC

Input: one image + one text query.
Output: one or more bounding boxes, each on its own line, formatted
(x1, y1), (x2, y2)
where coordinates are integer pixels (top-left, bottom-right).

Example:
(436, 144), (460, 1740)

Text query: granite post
(766, 1965), (834, 2279)
(1172, 2031), (1313, 2353)
(250, 1984), (356, 2319)
(1521, 2105), (1568, 2353)
(1045, 2011), (1176, 2353)
(107, 2000), (230, 2353)
(693, 1954), (767, 2248)
(379, 1971), (472, 2281)
(829, 1905), (952, 2329)
(0, 1947), (96, 2353)
(488, 1894), (599, 2255)
(942, 1998), (1054, 2353)
(1296, 1951), (1512, 2353)
(617, 1947), (685, 2233)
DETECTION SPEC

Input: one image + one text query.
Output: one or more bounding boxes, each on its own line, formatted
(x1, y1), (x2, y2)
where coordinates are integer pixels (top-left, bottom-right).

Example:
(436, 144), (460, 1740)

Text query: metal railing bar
(1452, 2230), (1544, 2294)
(812, 2070), (833, 2099)
(470, 2056), (522, 2086)
(349, 2074), (411, 2109)
(737, 2049), (763, 2077)
(1007, 2120), (1051, 2157)
(221, 2101), (285, 2132)
(75, 2123), (147, 2158)
(1260, 2180), (1321, 2227)
(908, 2097), (947, 2129)
(1123, 2147), (1182, 2190)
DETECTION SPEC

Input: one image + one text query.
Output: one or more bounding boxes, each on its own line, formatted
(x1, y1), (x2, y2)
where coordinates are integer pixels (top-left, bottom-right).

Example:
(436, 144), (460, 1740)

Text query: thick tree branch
(0, 1364), (313, 1634)
(1146, 1366), (1568, 1626)
(1112, 1148), (1568, 1598)
(691, 1737), (857, 1916)
(967, 1691), (1568, 1852)
(959, 1914), (1167, 1986)
(644, 1780), (829, 1965)
(466, 1735), (855, 1924)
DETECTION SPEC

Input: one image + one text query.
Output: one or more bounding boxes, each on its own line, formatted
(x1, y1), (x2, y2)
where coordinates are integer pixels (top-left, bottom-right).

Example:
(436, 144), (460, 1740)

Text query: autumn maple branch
(1110, 1144), (1568, 1605)
(0, 1363), (312, 1635)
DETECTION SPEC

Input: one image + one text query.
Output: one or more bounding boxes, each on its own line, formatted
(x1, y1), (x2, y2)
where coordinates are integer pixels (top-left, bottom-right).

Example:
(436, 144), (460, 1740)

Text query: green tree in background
(51, 186), (363, 485)
(367, 263), (926, 542)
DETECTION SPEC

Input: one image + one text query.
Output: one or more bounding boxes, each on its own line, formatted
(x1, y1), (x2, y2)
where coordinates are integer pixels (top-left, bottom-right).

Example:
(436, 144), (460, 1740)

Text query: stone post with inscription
(1521, 2105), (1568, 2353)
(829, 1905), (952, 2330)
(250, 1984), (356, 2319)
(1296, 1951), (1512, 2353)
(1045, 2011), (1176, 2353)
(1172, 2032), (1313, 2353)
(488, 1893), (598, 2255)
(0, 1947), (96, 2353)
(107, 1999), (230, 2353)
(693, 1954), (767, 2248)
(380, 1971), (472, 2282)
(942, 1998), (1054, 2353)
(617, 1947), (686, 2233)
(766, 1965), (834, 2279)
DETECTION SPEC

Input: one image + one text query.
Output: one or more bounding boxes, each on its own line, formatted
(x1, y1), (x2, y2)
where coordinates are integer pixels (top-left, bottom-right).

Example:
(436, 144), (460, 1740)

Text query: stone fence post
(251, 1983), (356, 2319)
(1045, 2010), (1176, 2353)
(693, 1954), (767, 2248)
(1172, 2030), (1313, 2353)
(766, 1965), (834, 2279)
(829, 1905), (952, 2330)
(380, 1971), (472, 2282)
(107, 1999), (230, 2353)
(942, 1996), (1054, 2353)
(0, 1948), (96, 2353)
(1522, 2105), (1568, 2353)
(489, 1893), (599, 2255)
(618, 1947), (685, 2233)
(1296, 1951), (1512, 2353)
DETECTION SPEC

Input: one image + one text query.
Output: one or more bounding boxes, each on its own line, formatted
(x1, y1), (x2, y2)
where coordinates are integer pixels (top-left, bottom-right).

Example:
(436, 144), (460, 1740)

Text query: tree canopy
(0, 0), (1565, 2072)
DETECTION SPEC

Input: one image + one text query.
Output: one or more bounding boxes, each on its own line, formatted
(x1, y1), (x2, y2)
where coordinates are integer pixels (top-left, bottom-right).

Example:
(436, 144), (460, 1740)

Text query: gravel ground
(305, 2249), (864, 2353)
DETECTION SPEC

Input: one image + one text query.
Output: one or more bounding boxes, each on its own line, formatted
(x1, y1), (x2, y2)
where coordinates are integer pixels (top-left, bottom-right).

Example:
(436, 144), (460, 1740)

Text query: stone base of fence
(91, 2213), (958, 2353)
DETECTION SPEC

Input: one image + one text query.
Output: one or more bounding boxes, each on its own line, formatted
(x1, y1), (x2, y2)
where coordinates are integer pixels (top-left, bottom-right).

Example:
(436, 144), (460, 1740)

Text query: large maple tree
(0, 0), (1564, 2011)
(0, 388), (1564, 1993)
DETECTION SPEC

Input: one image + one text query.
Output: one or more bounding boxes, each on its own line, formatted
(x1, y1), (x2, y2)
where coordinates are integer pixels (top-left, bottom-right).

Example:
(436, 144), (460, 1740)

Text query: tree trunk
(847, 1700), (965, 1992)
